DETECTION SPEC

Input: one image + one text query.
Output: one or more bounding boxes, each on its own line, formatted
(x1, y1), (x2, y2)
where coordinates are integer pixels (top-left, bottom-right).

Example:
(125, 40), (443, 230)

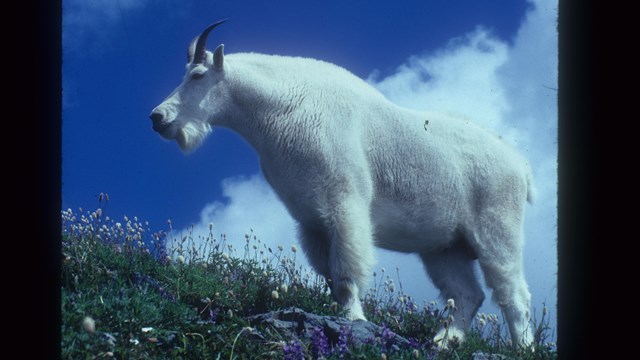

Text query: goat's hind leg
(475, 212), (533, 348)
(420, 239), (485, 348)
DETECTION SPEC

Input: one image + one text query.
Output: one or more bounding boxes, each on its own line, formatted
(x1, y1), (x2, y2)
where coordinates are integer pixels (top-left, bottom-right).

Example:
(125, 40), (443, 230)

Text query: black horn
(188, 19), (228, 64)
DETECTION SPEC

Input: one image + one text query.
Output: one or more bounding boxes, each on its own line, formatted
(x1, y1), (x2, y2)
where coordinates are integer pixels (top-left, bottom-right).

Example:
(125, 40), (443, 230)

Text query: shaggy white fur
(151, 31), (535, 348)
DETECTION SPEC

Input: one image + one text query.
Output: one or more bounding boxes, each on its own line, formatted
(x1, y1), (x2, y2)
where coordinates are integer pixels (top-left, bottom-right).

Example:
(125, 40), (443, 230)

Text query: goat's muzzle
(150, 110), (170, 132)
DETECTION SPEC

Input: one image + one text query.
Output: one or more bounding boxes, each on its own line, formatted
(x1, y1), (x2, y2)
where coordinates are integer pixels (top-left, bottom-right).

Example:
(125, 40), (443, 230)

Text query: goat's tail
(526, 167), (536, 204)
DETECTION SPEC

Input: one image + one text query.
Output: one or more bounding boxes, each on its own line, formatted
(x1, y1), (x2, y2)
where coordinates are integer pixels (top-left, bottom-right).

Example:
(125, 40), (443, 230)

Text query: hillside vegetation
(61, 206), (556, 359)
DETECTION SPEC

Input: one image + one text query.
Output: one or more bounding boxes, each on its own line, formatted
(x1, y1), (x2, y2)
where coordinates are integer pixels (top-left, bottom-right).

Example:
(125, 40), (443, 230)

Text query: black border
(31, 0), (62, 358)
(558, 0), (594, 358)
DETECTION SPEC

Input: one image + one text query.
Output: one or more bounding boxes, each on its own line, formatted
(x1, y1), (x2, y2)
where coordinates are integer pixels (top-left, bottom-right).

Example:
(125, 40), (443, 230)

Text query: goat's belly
(371, 199), (458, 253)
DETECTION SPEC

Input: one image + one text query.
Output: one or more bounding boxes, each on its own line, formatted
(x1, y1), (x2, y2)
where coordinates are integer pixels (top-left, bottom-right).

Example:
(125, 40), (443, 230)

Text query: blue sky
(63, 0), (557, 337)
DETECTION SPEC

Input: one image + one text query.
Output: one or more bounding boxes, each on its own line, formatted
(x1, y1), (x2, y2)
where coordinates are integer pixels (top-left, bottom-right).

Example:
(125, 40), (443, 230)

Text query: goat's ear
(213, 44), (224, 71)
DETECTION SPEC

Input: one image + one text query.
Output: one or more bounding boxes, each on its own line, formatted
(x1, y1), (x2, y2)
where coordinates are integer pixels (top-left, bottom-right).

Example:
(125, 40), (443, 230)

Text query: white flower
(446, 298), (456, 309)
(82, 316), (96, 333)
(271, 290), (280, 300)
(141, 327), (153, 333)
(177, 255), (185, 264)
(280, 284), (289, 294)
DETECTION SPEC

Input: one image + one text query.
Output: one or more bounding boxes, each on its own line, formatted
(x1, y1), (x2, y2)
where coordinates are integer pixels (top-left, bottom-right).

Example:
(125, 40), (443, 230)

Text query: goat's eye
(191, 72), (205, 80)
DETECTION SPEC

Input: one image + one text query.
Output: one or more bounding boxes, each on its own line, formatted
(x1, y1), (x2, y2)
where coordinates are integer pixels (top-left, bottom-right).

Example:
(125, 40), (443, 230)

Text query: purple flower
(381, 325), (395, 342)
(408, 337), (421, 350)
(337, 325), (351, 358)
(310, 326), (329, 358)
(379, 325), (396, 351)
(283, 340), (304, 360)
(209, 307), (220, 324)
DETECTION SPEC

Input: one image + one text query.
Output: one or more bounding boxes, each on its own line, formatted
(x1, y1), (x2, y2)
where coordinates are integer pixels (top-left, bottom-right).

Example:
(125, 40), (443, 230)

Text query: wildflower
(280, 284), (289, 294)
(278, 245), (284, 252)
(221, 253), (230, 262)
(337, 325), (351, 358)
(311, 326), (329, 358)
(412, 349), (420, 358)
(446, 298), (456, 310)
(209, 308), (220, 323)
(95, 208), (102, 217)
(388, 282), (395, 292)
(272, 290), (280, 300)
(283, 340), (304, 360)
(381, 354), (387, 360)
(177, 255), (185, 264)
(291, 245), (297, 253)
(116, 222), (122, 228)
(227, 309), (234, 318)
(82, 316), (96, 333)
(330, 301), (339, 312)
(478, 318), (486, 327)
(209, 223), (213, 231)
(141, 327), (153, 333)
(382, 326), (395, 342)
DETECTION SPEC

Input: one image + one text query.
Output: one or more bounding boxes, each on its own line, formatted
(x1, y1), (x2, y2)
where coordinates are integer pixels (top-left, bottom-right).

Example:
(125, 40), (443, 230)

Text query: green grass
(61, 207), (556, 359)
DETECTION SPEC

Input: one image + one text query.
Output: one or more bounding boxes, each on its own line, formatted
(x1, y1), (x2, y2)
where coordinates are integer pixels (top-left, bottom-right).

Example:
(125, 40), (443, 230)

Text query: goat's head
(150, 19), (229, 152)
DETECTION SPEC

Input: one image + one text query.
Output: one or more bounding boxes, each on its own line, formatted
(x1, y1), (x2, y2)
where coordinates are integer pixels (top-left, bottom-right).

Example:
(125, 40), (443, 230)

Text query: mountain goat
(150, 20), (535, 348)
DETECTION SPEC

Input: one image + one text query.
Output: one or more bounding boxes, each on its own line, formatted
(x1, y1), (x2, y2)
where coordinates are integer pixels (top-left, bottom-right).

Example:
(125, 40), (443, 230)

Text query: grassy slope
(61, 208), (556, 359)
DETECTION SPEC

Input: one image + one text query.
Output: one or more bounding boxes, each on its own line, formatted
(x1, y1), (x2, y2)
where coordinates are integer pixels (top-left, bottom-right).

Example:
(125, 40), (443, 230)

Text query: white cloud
(177, 0), (557, 335)
(168, 174), (304, 263)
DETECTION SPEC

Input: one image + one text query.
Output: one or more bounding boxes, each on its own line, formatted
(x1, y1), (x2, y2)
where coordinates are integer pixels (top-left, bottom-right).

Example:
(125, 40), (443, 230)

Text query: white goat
(150, 20), (535, 348)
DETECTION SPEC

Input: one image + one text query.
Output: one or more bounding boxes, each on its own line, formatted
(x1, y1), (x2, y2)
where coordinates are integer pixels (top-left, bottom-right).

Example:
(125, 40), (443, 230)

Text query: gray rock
(472, 352), (508, 360)
(247, 307), (410, 350)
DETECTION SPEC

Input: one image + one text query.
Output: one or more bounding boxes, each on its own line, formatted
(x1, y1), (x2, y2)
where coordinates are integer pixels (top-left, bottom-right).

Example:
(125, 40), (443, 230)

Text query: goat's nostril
(150, 112), (164, 123)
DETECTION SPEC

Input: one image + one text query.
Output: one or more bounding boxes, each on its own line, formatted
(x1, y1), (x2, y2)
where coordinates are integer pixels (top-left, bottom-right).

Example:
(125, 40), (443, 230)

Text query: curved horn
(188, 19), (228, 64)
